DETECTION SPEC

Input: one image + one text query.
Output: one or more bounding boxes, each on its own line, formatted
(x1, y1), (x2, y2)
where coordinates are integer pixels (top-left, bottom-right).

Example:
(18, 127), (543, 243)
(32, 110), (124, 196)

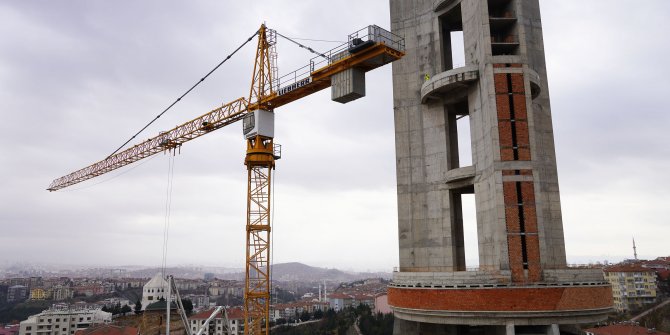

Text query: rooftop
(604, 264), (655, 273)
(74, 325), (138, 335)
(190, 307), (243, 320)
(585, 324), (670, 335)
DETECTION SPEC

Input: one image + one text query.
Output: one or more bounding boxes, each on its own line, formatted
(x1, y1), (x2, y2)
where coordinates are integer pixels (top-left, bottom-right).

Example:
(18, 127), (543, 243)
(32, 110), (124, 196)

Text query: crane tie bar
(275, 31), (329, 60)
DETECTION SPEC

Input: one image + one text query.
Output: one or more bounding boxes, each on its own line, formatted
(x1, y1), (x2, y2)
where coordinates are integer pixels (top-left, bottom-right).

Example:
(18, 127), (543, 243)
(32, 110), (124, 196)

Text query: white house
(140, 273), (169, 311)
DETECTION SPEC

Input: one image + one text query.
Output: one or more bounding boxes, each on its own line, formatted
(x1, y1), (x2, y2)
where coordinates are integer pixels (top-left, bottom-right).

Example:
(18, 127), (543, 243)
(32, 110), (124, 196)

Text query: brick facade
(388, 286), (613, 311)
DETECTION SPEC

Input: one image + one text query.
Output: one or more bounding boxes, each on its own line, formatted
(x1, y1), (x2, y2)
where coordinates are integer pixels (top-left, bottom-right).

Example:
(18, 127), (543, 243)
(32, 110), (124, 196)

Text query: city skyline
(1, 0), (669, 271)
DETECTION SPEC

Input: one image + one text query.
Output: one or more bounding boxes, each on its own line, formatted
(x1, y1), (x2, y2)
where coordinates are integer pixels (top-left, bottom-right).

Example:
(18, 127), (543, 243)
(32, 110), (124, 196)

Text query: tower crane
(48, 24), (404, 335)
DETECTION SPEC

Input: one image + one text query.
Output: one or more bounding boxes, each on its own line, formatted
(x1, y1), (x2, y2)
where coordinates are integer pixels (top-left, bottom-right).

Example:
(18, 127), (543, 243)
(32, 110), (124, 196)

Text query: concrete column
(547, 324), (560, 335)
(506, 323), (516, 335)
(393, 319), (458, 335)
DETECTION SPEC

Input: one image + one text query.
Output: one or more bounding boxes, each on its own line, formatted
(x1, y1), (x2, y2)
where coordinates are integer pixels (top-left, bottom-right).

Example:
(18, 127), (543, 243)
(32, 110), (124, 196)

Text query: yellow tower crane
(48, 24), (404, 335)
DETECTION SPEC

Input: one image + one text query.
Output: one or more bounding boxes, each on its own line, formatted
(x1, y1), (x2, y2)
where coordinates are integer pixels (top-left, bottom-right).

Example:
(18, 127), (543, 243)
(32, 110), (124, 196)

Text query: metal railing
(270, 25), (404, 97)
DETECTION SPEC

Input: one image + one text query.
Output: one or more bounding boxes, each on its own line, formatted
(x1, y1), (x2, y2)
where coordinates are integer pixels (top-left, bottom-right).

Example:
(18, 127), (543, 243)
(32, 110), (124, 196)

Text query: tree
(181, 299), (193, 315)
(120, 304), (132, 315)
(134, 299), (142, 314)
(299, 310), (310, 322)
(313, 309), (324, 319)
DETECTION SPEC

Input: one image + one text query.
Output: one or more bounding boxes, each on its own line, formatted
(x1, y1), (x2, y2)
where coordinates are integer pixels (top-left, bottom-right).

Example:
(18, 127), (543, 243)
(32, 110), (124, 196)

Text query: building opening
(457, 114), (472, 166)
(462, 193), (479, 268)
(440, 4), (465, 71)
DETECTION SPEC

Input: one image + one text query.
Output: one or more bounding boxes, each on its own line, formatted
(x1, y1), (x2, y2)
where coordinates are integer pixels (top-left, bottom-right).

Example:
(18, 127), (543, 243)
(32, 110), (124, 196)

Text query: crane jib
(277, 77), (312, 96)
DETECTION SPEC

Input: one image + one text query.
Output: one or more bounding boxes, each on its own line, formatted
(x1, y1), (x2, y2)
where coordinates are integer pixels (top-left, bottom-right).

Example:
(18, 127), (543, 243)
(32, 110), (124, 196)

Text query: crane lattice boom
(48, 25), (403, 192)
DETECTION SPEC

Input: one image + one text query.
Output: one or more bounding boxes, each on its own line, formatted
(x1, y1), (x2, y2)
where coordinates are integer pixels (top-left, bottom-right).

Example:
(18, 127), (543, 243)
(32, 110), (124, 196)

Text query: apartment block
(18, 306), (111, 335)
(604, 265), (657, 312)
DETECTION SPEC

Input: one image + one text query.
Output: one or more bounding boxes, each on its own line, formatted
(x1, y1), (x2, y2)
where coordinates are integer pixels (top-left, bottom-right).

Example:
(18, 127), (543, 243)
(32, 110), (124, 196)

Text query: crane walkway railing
(271, 25), (405, 97)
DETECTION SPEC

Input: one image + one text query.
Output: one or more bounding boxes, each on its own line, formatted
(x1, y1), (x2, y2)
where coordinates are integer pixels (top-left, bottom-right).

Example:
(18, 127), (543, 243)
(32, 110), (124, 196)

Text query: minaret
(388, 1), (613, 334)
(323, 280), (327, 302)
(633, 237), (638, 260)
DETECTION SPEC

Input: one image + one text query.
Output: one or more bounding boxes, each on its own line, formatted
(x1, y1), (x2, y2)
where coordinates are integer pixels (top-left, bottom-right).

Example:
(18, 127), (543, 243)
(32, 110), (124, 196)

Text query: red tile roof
(604, 264), (655, 273)
(190, 307), (244, 321)
(190, 309), (223, 320)
(585, 324), (669, 335)
(226, 307), (244, 320)
(74, 325), (137, 335)
(352, 294), (374, 301)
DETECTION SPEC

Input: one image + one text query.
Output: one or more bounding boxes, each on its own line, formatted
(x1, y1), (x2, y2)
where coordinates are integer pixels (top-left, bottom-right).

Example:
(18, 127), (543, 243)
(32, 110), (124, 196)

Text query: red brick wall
(496, 64), (542, 282)
(494, 68), (530, 162)
(503, 180), (541, 283)
(388, 286), (613, 311)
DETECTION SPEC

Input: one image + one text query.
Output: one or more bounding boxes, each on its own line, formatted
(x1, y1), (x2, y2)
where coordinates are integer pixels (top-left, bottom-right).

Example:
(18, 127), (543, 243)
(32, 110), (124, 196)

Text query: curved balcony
(421, 66), (479, 104)
(527, 68), (542, 99)
(445, 166), (475, 191)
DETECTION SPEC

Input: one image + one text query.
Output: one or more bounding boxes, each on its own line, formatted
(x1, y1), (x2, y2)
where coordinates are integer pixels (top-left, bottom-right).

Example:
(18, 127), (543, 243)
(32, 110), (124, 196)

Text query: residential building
(184, 294), (209, 310)
(50, 286), (73, 302)
(373, 294), (391, 314)
(604, 264), (657, 312)
(140, 274), (168, 311)
(30, 288), (47, 300)
(73, 285), (103, 297)
(18, 306), (112, 335)
(7, 285), (28, 303)
(0, 325), (19, 335)
(28, 278), (43, 289)
(584, 323), (670, 335)
(0, 284), (9, 303)
(189, 308), (244, 335)
(642, 257), (670, 271)
(351, 294), (375, 309)
(327, 293), (353, 312)
(271, 301), (328, 321)
(97, 298), (129, 309)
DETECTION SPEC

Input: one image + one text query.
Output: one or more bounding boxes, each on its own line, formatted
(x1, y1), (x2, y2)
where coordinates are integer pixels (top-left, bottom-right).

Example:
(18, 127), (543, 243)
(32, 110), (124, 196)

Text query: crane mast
(243, 24), (276, 335)
(47, 23), (404, 335)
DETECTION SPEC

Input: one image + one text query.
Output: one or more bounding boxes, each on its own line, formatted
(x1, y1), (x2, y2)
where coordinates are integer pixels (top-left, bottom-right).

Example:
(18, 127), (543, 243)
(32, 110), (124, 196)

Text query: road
(631, 298), (670, 322)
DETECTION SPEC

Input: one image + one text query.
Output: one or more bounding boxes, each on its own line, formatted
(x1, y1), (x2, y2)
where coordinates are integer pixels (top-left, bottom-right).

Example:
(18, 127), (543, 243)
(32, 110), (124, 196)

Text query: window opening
(439, 4), (464, 71)
(457, 115), (472, 166)
(462, 193), (479, 268)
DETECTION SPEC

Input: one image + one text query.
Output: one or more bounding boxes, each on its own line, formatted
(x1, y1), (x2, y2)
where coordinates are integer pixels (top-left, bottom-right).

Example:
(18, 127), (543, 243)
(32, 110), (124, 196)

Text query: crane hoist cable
(106, 29), (260, 159)
(59, 154), (159, 192)
(108, 28), (331, 161)
(161, 154), (176, 279)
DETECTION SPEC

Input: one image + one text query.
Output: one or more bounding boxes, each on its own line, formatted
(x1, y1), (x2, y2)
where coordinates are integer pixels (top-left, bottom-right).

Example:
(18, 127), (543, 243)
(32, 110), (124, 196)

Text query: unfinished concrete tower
(388, 1), (612, 334)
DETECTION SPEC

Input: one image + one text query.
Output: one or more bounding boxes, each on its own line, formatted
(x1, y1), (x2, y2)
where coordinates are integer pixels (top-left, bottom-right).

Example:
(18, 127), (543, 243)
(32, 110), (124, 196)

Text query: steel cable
(106, 29), (260, 159)
(275, 31), (330, 60)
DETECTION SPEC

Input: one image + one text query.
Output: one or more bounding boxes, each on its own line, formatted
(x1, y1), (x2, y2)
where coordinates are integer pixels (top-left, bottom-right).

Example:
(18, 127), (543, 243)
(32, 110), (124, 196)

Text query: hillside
(270, 262), (391, 282)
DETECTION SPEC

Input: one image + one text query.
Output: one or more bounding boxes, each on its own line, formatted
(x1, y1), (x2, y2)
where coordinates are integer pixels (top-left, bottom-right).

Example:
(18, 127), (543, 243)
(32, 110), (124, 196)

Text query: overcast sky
(1, 1), (668, 273)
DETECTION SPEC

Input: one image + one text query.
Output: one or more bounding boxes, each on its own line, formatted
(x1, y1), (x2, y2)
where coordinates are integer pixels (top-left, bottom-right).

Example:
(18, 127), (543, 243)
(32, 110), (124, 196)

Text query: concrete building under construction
(387, 0), (613, 334)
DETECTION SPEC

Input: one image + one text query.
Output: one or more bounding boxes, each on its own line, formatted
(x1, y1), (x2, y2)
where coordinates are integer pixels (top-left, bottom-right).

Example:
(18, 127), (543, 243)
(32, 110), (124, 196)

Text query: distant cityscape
(0, 256), (668, 335)
(0, 262), (395, 335)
